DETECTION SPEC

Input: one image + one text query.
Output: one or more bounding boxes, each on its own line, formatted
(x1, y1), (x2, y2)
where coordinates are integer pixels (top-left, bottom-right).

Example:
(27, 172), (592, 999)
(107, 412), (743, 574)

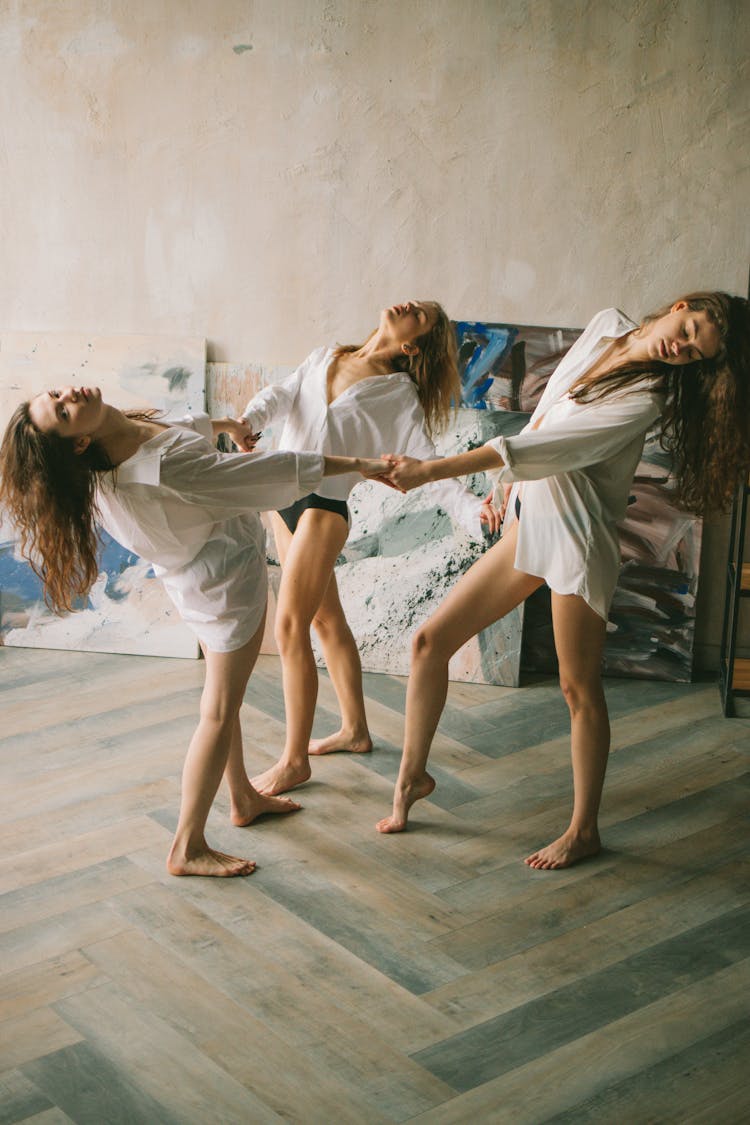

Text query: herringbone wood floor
(1, 646), (749, 1124)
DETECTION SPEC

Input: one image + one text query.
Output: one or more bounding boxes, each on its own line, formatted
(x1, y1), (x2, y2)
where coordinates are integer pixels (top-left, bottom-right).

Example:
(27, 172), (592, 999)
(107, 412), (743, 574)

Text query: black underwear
(278, 492), (350, 534)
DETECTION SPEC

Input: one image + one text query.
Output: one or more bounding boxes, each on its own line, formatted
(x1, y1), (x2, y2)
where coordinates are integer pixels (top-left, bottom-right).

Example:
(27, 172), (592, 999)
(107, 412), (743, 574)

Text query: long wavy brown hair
(0, 402), (158, 614)
(334, 301), (460, 437)
(570, 292), (750, 513)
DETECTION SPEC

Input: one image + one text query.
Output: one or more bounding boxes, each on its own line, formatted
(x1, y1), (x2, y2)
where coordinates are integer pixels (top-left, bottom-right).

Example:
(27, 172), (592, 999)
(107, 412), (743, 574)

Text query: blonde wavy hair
(334, 301), (460, 438)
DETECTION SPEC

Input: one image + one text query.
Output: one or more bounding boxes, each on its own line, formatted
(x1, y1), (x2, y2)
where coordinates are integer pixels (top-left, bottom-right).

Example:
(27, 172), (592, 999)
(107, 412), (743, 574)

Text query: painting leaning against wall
(0, 333), (206, 658)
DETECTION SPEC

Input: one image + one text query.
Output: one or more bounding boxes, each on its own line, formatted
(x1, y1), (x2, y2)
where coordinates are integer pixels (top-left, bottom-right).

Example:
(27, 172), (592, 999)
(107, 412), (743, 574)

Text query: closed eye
(48, 391), (68, 420)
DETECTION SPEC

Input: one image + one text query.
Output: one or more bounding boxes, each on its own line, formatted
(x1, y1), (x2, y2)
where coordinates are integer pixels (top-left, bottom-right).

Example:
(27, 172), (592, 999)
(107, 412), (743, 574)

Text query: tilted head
(0, 387), (114, 613)
(651, 292), (750, 512)
(381, 300), (460, 436)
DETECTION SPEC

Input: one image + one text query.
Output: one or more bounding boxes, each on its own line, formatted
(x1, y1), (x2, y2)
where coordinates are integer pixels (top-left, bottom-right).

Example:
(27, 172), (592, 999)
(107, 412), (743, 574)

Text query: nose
(60, 386), (78, 403)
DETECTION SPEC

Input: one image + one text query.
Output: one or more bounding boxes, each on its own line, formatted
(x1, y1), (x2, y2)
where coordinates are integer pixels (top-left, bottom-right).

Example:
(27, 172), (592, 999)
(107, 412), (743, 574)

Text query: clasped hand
(361, 455), (504, 534)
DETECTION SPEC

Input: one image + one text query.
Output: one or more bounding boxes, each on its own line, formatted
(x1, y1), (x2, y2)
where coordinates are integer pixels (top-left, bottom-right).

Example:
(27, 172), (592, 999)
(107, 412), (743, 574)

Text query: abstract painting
(455, 319), (583, 411)
(0, 332), (206, 657)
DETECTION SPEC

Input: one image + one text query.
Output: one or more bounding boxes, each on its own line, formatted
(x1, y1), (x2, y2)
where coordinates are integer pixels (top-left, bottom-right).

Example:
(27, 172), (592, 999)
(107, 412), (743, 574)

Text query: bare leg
(308, 571), (372, 755)
(525, 593), (608, 870)
(167, 621), (296, 877)
(251, 509), (349, 795)
(377, 521), (543, 833)
(224, 715), (302, 826)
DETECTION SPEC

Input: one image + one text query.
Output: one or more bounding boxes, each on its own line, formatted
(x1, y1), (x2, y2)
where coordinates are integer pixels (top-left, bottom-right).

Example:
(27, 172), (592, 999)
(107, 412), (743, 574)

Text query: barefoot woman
(0, 388), (386, 876)
(234, 301), (502, 795)
(378, 294), (750, 868)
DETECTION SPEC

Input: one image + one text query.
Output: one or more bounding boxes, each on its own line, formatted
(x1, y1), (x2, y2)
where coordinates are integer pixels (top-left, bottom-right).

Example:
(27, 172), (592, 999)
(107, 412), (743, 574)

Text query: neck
(95, 406), (158, 466)
(615, 326), (650, 364)
(353, 329), (405, 374)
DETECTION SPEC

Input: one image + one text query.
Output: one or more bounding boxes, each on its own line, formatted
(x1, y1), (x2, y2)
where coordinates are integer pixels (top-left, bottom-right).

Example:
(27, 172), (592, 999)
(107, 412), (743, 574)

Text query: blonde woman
(234, 301), (502, 795)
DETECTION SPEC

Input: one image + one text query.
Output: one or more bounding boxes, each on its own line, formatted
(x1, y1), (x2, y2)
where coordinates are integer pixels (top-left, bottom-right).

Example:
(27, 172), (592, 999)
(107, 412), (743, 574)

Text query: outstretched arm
(384, 445), (505, 491)
(324, 455), (392, 479)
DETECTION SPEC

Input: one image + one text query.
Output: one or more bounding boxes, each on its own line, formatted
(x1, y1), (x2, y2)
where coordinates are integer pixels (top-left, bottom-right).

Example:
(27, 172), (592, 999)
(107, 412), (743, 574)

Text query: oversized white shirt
(486, 308), (665, 620)
(241, 346), (485, 537)
(95, 414), (324, 651)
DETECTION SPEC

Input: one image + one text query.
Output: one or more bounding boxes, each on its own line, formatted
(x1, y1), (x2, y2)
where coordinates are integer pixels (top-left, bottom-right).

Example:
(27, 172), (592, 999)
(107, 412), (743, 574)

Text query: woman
(376, 293), (750, 869)
(233, 301), (502, 796)
(0, 387), (388, 877)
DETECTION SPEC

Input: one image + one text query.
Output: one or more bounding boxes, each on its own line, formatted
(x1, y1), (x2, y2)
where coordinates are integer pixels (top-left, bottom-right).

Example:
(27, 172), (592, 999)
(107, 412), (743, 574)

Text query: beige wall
(1, 0), (748, 666)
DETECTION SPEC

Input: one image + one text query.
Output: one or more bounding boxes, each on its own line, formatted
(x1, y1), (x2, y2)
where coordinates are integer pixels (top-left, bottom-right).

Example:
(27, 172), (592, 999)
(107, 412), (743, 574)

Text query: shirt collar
(112, 427), (181, 485)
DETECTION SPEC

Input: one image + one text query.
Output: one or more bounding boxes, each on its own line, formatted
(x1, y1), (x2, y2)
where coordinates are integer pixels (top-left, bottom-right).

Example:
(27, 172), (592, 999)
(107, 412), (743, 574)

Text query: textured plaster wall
(1, 0), (748, 666)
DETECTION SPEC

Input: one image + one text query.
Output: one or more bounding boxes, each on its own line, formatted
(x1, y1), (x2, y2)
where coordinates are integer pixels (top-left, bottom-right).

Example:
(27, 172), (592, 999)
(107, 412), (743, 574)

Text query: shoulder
(584, 307), (637, 339)
(304, 345), (334, 371)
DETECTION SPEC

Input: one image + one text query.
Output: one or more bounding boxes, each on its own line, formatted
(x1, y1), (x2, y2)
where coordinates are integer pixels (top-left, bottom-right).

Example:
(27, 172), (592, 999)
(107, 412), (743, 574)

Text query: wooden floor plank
(0, 950), (104, 1023)
(54, 985), (284, 1124)
(0, 818), (172, 895)
(0, 1008), (83, 1072)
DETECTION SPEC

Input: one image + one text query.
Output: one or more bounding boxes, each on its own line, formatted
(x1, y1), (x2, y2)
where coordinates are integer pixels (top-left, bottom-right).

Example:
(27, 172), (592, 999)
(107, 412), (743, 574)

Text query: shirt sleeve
(240, 348), (324, 432)
(400, 397), (485, 539)
(167, 412), (215, 443)
(160, 442), (325, 517)
(485, 389), (663, 483)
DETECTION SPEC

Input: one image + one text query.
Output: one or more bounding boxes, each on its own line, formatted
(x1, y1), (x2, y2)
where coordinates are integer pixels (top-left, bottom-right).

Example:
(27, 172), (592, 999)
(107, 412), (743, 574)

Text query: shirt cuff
(297, 452), (325, 492)
(483, 436), (514, 485)
(189, 412), (215, 443)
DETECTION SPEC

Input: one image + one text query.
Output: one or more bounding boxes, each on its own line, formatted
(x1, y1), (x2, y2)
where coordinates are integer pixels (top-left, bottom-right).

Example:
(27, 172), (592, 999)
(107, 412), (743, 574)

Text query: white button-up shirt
(95, 414), (324, 651)
(242, 346), (485, 537)
(486, 308), (664, 620)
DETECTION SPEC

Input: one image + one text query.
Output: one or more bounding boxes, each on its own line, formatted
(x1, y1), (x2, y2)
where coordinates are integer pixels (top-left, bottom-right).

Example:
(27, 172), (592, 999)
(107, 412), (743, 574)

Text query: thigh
(422, 521), (544, 656)
(270, 511), (294, 568)
(275, 508), (350, 624)
(550, 593), (606, 685)
(201, 612), (267, 714)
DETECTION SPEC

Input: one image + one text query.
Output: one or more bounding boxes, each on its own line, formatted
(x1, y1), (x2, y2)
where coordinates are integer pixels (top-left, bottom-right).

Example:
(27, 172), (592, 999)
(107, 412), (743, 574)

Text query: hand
(379, 454), (432, 492)
(479, 491), (503, 536)
(228, 418), (262, 451)
(358, 457), (395, 480)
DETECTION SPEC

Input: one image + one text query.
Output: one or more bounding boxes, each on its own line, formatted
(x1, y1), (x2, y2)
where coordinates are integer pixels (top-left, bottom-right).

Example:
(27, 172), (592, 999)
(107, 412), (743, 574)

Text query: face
(640, 302), (722, 366)
(381, 301), (438, 352)
(28, 385), (104, 446)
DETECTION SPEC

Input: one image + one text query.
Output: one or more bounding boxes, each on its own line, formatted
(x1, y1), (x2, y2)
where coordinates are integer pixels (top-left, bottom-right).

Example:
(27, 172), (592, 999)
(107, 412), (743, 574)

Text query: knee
(312, 608), (352, 646)
(558, 674), (602, 715)
(274, 610), (310, 654)
(311, 610), (334, 643)
(199, 694), (238, 729)
(411, 622), (445, 664)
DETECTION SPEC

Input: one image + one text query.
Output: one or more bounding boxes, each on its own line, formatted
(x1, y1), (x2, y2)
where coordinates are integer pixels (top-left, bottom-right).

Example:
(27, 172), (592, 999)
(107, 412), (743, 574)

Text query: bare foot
(524, 828), (601, 870)
(309, 728), (373, 755)
(230, 789), (302, 827)
(376, 772), (436, 833)
(251, 759), (312, 796)
(167, 845), (257, 878)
